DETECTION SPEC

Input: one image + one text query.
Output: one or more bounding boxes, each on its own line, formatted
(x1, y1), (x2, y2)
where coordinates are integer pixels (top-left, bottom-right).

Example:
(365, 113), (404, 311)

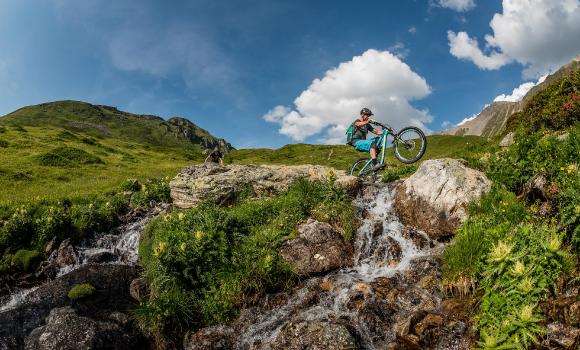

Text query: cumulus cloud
(263, 49), (432, 144)
(438, 0), (476, 12)
(457, 114), (477, 126)
(388, 42), (410, 59)
(494, 74), (548, 102)
(448, 0), (580, 77)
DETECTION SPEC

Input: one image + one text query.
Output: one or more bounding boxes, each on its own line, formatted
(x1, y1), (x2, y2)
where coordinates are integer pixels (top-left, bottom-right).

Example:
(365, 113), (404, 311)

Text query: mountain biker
(350, 108), (384, 171)
(205, 147), (224, 165)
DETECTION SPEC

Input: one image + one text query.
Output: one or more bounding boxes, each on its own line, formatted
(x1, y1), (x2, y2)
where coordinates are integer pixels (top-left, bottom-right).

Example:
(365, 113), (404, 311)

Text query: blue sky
(0, 0), (578, 148)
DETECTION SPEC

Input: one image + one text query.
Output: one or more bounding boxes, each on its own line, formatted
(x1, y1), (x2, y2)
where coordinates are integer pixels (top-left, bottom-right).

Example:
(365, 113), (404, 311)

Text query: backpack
(345, 121), (356, 145)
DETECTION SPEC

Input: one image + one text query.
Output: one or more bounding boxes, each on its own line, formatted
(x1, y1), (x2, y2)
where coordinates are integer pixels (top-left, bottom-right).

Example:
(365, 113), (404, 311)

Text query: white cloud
(408, 26), (417, 34)
(263, 49), (432, 143)
(448, 0), (580, 78)
(441, 120), (453, 128)
(388, 42), (410, 59)
(438, 0), (476, 12)
(494, 74), (548, 102)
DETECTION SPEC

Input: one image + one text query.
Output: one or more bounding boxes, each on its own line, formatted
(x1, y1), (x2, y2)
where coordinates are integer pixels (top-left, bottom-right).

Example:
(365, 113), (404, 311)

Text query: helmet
(360, 107), (373, 116)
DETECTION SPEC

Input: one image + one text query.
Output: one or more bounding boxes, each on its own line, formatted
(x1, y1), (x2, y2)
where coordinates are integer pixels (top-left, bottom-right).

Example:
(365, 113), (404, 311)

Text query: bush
(121, 178), (142, 192)
(0, 125), (6, 133)
(35, 146), (103, 167)
(0, 139), (9, 148)
(136, 178), (356, 345)
(68, 283), (96, 300)
(11, 249), (43, 272)
(32, 204), (72, 248)
(71, 194), (128, 237)
(131, 178), (171, 208)
(0, 206), (35, 252)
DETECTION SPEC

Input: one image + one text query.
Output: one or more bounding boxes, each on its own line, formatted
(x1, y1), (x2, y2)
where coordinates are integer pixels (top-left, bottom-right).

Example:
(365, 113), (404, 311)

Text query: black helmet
(360, 107), (373, 116)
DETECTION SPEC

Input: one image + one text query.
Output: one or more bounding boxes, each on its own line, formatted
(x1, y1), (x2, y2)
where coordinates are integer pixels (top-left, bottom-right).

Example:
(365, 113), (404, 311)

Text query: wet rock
(402, 227), (432, 250)
(394, 159), (491, 240)
(271, 321), (359, 350)
(370, 220), (383, 237)
(0, 264), (139, 349)
(170, 163), (360, 208)
(414, 313), (443, 336)
(44, 238), (57, 255)
(54, 239), (79, 268)
(24, 307), (140, 350)
(279, 219), (353, 277)
(522, 172), (550, 201)
(86, 251), (116, 264)
(185, 326), (235, 350)
(129, 277), (149, 303)
(546, 322), (579, 349)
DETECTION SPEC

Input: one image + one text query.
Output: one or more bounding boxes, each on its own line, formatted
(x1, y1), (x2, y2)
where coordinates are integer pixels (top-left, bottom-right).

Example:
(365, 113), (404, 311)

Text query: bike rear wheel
(349, 158), (376, 180)
(393, 126), (427, 164)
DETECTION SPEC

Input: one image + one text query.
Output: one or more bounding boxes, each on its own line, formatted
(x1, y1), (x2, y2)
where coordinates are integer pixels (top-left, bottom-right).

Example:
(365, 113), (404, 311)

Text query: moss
(35, 146), (104, 167)
(68, 283), (96, 300)
(12, 249), (43, 272)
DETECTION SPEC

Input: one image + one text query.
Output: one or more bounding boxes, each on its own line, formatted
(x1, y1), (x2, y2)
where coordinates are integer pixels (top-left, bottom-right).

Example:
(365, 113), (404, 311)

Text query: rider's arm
(371, 128), (382, 135)
(354, 119), (369, 127)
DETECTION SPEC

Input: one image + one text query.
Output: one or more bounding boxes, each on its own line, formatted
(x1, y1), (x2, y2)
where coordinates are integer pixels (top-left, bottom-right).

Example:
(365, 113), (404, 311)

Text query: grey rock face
(394, 158), (491, 239)
(24, 307), (138, 350)
(279, 219), (353, 277)
(499, 132), (515, 147)
(170, 163), (360, 208)
(271, 321), (359, 350)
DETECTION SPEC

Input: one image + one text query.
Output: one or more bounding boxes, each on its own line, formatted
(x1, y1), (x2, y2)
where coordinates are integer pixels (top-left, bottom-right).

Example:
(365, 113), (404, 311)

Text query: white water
(236, 185), (437, 350)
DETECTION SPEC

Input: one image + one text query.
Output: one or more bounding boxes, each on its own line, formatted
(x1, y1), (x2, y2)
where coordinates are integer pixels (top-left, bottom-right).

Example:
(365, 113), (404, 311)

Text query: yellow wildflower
(178, 213), (185, 221)
(179, 242), (187, 251)
(519, 305), (534, 322)
(567, 164), (577, 174)
(513, 260), (526, 275)
(195, 231), (204, 240)
(489, 241), (512, 262)
(518, 277), (533, 293)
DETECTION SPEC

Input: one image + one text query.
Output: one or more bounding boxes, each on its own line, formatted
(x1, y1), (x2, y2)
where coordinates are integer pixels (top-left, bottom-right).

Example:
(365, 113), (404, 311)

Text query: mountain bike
(349, 121), (426, 178)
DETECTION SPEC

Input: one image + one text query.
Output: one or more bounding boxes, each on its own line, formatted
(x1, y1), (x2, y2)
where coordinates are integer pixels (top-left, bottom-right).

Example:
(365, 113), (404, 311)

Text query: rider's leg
(369, 148), (377, 163)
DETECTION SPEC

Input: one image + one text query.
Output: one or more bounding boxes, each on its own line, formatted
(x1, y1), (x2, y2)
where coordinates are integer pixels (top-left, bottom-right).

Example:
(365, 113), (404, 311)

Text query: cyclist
(349, 108), (384, 171)
(205, 147), (224, 165)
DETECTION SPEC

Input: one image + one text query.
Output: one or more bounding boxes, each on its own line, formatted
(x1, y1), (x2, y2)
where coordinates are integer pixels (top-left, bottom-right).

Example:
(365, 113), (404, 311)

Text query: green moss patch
(68, 283), (96, 300)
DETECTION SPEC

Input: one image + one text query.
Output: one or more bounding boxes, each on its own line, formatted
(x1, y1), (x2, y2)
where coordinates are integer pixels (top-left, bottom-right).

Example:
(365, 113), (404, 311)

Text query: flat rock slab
(170, 163), (359, 208)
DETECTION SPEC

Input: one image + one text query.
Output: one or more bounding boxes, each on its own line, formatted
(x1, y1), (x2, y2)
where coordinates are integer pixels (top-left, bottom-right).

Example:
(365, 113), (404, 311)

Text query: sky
(0, 0), (578, 148)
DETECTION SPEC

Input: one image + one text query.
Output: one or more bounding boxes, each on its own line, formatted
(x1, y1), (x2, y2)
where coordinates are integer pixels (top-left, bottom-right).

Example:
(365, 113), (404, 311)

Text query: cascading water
(235, 184), (442, 350)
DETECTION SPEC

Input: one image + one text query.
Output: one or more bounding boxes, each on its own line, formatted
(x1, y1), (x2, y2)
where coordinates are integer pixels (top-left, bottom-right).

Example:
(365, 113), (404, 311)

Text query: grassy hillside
(227, 135), (492, 172)
(0, 124), (199, 204)
(0, 100), (233, 152)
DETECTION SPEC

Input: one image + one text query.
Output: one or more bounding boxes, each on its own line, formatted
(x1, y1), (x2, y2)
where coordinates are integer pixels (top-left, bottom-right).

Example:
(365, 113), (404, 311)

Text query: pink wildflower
(550, 185), (557, 194)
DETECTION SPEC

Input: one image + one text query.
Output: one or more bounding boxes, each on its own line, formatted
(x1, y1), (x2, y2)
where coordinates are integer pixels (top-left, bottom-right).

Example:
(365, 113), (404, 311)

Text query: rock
(24, 307), (140, 350)
(129, 277), (149, 303)
(546, 322), (579, 349)
(54, 239), (79, 268)
(185, 326), (235, 350)
(370, 220), (383, 237)
(170, 163), (360, 208)
(271, 321), (359, 350)
(499, 132), (515, 147)
(414, 313), (444, 336)
(279, 219), (353, 277)
(522, 173), (549, 201)
(394, 158), (491, 239)
(0, 264), (140, 349)
(86, 251), (116, 264)
(402, 227), (431, 250)
(44, 238), (57, 255)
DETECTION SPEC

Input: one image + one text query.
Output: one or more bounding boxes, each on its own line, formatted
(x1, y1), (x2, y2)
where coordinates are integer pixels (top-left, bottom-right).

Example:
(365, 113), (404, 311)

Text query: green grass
(0, 125), (200, 204)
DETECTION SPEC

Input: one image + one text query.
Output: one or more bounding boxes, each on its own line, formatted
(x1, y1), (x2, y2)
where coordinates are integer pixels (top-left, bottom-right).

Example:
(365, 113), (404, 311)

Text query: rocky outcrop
(24, 307), (143, 350)
(279, 219), (353, 277)
(499, 132), (515, 147)
(394, 159), (491, 239)
(271, 321), (359, 350)
(0, 264), (139, 350)
(170, 163), (360, 208)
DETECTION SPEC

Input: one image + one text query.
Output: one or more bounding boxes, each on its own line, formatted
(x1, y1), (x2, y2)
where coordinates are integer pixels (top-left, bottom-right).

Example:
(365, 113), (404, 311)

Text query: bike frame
(355, 124), (396, 176)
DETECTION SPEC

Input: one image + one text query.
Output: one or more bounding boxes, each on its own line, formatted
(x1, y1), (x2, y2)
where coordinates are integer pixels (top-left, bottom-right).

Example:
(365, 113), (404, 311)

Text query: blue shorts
(354, 138), (378, 152)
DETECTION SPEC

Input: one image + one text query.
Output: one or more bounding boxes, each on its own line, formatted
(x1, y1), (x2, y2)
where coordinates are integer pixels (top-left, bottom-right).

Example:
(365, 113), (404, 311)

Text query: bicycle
(349, 120), (426, 178)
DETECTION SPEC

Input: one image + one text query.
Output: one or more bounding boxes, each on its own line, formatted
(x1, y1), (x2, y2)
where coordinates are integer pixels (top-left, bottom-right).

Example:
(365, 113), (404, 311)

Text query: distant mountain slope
(0, 100), (234, 152)
(444, 56), (580, 138)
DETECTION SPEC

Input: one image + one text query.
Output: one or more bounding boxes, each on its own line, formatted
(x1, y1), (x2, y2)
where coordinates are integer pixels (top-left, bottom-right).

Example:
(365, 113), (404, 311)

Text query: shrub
(35, 146), (103, 167)
(0, 206), (35, 252)
(131, 178), (171, 208)
(68, 283), (96, 300)
(71, 194), (128, 238)
(121, 178), (142, 192)
(12, 249), (43, 272)
(0, 139), (9, 148)
(0, 125), (6, 133)
(32, 204), (72, 248)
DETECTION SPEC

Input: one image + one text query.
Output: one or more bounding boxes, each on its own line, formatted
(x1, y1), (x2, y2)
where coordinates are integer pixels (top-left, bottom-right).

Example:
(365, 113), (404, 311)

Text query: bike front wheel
(393, 126), (427, 164)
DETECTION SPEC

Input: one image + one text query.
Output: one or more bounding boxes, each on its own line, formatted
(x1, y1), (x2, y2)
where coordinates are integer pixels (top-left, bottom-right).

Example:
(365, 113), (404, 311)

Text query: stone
(129, 277), (149, 303)
(54, 239), (79, 268)
(499, 132), (515, 147)
(185, 326), (235, 350)
(24, 307), (140, 350)
(86, 251), (116, 264)
(279, 219), (353, 277)
(170, 163), (360, 208)
(546, 322), (579, 349)
(394, 158), (491, 239)
(271, 321), (359, 350)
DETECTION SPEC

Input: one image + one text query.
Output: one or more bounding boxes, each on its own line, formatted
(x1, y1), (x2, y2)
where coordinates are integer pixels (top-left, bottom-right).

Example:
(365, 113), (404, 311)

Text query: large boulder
(394, 159), (491, 239)
(271, 321), (359, 350)
(279, 219), (353, 277)
(24, 307), (142, 350)
(170, 163), (359, 208)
